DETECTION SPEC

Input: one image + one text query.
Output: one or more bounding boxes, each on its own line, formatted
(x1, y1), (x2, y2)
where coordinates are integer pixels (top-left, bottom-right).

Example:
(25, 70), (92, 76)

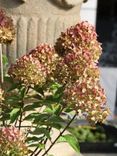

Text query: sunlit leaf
(10, 108), (20, 123)
(58, 134), (80, 153)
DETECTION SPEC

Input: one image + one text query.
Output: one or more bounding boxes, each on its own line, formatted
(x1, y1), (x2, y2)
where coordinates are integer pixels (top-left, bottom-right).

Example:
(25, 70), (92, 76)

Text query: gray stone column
(0, 0), (84, 63)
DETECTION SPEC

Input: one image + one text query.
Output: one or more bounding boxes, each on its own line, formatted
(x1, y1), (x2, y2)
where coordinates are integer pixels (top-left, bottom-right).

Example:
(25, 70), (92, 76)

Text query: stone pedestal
(0, 0), (85, 63)
(100, 67), (117, 119)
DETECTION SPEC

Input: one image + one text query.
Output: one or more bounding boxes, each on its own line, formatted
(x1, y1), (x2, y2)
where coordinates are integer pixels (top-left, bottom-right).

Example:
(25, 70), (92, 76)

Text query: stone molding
(0, 0), (85, 63)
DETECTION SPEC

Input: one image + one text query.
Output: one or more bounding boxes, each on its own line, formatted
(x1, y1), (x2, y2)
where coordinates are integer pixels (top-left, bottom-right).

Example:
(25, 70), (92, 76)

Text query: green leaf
(24, 113), (39, 121)
(64, 107), (73, 113)
(44, 107), (54, 114)
(49, 115), (64, 123)
(44, 104), (62, 115)
(26, 136), (44, 143)
(50, 82), (62, 93)
(46, 122), (62, 130)
(28, 143), (45, 150)
(33, 114), (50, 123)
(38, 143), (45, 150)
(28, 143), (40, 147)
(19, 87), (26, 98)
(30, 127), (51, 140)
(23, 105), (35, 112)
(10, 108), (20, 123)
(42, 96), (61, 106)
(58, 134), (80, 153)
(54, 86), (63, 98)
(33, 114), (63, 128)
(53, 105), (62, 115)
(33, 86), (44, 95)
(23, 102), (43, 112)
(24, 113), (50, 123)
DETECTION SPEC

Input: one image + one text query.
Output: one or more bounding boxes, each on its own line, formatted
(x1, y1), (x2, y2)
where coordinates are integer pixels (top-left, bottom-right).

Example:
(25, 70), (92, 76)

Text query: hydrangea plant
(0, 9), (110, 156)
(0, 9), (15, 84)
(0, 9), (15, 44)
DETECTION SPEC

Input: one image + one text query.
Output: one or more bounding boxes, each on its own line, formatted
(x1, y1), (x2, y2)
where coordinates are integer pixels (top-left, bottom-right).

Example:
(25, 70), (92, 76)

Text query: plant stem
(19, 87), (29, 130)
(30, 146), (42, 156)
(32, 127), (51, 156)
(30, 138), (44, 156)
(34, 113), (77, 156)
(31, 106), (65, 156)
(0, 44), (4, 85)
(18, 108), (24, 130)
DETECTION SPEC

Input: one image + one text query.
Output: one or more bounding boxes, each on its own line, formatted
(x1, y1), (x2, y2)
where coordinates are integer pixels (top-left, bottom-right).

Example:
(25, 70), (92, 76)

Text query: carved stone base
(0, 0), (84, 63)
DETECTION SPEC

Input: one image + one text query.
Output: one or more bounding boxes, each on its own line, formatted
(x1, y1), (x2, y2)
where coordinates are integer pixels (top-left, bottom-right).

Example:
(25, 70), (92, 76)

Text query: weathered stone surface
(100, 67), (117, 119)
(0, 0), (85, 63)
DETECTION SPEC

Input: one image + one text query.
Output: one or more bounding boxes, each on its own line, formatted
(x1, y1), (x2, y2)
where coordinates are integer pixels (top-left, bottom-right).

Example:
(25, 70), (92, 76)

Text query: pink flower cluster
(29, 44), (58, 76)
(0, 127), (22, 142)
(63, 81), (109, 123)
(0, 9), (15, 43)
(54, 22), (102, 84)
(8, 21), (109, 123)
(8, 44), (58, 86)
(0, 127), (28, 155)
(55, 21), (110, 123)
(55, 21), (102, 62)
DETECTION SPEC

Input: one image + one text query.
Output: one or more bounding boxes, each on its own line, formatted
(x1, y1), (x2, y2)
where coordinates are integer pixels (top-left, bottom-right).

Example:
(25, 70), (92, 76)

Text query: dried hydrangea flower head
(55, 21), (102, 84)
(0, 9), (15, 44)
(54, 21), (110, 123)
(54, 58), (72, 85)
(8, 44), (58, 86)
(63, 81), (109, 123)
(29, 44), (58, 76)
(54, 56), (100, 85)
(8, 54), (47, 86)
(55, 21), (102, 62)
(0, 127), (28, 155)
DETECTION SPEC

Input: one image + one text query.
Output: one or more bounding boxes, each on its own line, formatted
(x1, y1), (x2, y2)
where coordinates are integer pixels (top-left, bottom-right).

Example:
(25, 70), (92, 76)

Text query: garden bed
(80, 142), (117, 153)
(70, 122), (117, 153)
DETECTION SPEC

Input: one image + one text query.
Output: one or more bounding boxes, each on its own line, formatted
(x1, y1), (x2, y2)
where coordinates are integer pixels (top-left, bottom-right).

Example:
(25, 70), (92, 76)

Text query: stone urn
(0, 0), (87, 63)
